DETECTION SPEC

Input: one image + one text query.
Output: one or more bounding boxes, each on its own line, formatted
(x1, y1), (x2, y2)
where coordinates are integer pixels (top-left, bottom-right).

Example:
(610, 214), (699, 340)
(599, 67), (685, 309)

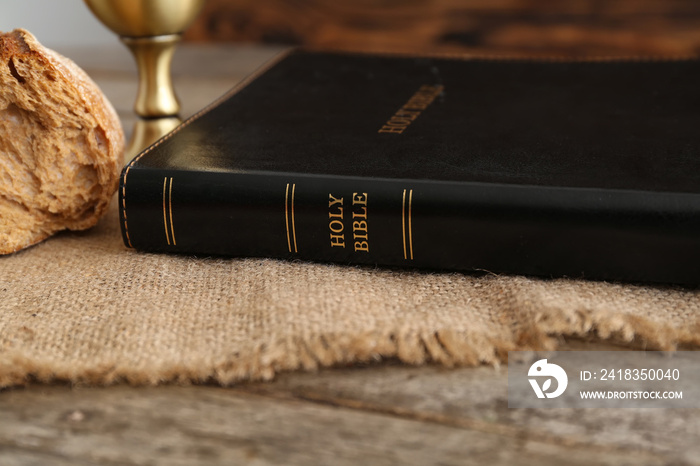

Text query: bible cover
(119, 50), (700, 285)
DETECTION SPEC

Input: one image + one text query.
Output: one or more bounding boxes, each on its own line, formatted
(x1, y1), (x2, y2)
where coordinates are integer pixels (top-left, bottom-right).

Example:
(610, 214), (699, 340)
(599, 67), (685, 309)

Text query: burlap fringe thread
(2, 301), (699, 388)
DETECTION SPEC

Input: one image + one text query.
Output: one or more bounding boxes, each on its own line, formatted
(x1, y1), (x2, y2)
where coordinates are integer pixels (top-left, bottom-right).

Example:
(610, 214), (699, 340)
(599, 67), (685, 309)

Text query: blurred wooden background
(184, 0), (700, 57)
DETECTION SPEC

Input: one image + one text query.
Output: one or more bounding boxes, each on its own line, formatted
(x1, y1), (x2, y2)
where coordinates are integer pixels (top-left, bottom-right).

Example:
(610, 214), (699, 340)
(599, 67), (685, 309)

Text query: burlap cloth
(1, 197), (699, 387)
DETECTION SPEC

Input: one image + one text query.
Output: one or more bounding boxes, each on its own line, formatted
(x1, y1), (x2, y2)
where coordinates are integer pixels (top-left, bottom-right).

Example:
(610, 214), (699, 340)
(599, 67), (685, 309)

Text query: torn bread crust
(0, 29), (124, 254)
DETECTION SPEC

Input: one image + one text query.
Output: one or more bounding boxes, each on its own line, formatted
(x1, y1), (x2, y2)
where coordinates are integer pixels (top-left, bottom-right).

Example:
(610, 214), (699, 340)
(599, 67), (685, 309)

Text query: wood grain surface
(0, 341), (686, 466)
(0, 369), (678, 466)
(185, 0), (700, 56)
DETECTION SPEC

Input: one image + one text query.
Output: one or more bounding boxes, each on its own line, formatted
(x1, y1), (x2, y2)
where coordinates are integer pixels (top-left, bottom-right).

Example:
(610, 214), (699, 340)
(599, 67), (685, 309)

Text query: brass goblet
(84, 0), (206, 118)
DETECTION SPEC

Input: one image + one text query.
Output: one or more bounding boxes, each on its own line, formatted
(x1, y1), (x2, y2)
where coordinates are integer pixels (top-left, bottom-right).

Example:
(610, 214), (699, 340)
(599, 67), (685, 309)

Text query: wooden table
(1, 45), (698, 466)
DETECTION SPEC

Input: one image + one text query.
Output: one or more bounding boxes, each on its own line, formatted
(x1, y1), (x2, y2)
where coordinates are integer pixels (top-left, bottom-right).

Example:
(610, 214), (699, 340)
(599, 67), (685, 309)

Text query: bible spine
(119, 167), (700, 285)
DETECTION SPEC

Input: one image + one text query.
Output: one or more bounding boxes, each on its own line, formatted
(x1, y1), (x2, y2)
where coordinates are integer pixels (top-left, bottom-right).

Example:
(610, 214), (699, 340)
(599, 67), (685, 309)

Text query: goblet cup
(84, 0), (206, 118)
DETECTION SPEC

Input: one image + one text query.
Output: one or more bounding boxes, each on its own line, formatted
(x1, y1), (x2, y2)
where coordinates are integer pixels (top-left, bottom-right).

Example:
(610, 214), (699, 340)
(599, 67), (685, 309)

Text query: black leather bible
(119, 50), (700, 285)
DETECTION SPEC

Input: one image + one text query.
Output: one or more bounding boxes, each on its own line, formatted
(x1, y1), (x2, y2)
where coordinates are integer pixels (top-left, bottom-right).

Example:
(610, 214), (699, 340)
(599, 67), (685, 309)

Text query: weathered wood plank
(0, 384), (668, 465)
(236, 341), (700, 465)
(2, 450), (88, 466)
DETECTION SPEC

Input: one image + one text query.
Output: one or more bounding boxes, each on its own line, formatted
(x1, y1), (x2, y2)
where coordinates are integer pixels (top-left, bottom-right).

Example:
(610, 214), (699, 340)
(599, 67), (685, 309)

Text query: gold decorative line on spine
(162, 177), (171, 246)
(122, 168), (133, 248)
(168, 177), (176, 246)
(408, 189), (414, 260)
(402, 189), (407, 260)
(285, 183), (292, 253)
(291, 183), (298, 253)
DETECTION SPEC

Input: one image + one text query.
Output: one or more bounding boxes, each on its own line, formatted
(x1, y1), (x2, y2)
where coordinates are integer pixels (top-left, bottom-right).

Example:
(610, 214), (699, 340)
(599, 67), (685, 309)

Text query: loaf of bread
(0, 29), (124, 254)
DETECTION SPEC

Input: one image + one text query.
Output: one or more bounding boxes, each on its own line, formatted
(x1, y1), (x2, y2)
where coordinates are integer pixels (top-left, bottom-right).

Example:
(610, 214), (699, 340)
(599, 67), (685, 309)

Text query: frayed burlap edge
(2, 304), (699, 388)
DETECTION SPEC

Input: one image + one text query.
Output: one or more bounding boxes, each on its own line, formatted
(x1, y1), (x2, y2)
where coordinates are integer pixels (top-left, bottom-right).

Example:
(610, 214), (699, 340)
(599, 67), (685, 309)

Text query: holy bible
(119, 50), (700, 285)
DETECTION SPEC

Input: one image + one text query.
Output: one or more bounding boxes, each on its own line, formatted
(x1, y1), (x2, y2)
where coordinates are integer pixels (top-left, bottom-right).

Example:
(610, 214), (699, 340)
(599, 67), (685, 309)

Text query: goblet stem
(122, 34), (181, 117)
